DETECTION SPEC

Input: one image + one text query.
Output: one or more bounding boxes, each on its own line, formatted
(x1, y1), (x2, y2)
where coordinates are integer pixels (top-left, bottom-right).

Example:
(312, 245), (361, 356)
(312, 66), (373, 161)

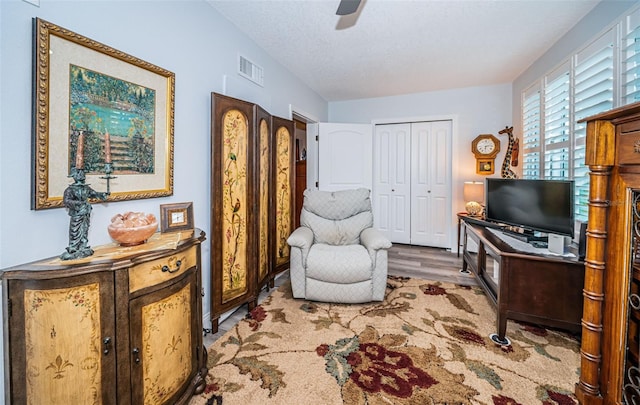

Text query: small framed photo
(160, 202), (194, 233)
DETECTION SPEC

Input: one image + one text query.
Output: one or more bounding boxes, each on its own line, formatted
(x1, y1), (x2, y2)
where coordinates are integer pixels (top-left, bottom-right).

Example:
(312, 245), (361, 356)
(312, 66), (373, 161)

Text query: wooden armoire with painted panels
(210, 93), (294, 332)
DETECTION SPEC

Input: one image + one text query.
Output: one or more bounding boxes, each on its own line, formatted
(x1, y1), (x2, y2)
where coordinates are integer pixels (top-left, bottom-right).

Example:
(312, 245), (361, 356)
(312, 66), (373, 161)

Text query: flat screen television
(485, 178), (575, 237)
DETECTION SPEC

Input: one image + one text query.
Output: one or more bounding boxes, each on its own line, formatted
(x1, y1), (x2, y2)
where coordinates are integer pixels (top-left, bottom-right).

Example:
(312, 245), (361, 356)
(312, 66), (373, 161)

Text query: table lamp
(464, 181), (484, 217)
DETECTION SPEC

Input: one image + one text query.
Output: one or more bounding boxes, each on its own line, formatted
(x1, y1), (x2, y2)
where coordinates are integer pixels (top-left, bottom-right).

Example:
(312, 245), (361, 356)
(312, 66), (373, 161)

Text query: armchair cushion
(300, 188), (373, 246)
(302, 211), (372, 246)
(287, 227), (313, 250)
(306, 244), (372, 284)
(360, 228), (393, 251)
(303, 188), (371, 220)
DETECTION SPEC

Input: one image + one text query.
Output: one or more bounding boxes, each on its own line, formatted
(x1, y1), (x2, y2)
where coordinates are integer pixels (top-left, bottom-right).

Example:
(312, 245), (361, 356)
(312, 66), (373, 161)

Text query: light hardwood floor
(203, 244), (476, 346)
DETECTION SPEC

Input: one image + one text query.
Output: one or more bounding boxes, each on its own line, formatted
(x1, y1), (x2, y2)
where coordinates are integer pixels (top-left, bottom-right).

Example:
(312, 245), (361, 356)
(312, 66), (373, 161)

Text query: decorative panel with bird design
(210, 94), (295, 332)
(273, 117), (294, 272)
(221, 108), (249, 302)
(211, 94), (256, 328)
(256, 106), (272, 290)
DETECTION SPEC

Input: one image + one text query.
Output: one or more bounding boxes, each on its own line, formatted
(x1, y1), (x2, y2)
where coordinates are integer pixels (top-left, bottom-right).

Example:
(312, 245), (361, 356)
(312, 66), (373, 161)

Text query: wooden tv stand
(461, 220), (584, 344)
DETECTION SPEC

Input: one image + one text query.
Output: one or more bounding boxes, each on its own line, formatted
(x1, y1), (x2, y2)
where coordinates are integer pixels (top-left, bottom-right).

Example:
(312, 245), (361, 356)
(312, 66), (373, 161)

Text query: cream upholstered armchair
(286, 188), (392, 303)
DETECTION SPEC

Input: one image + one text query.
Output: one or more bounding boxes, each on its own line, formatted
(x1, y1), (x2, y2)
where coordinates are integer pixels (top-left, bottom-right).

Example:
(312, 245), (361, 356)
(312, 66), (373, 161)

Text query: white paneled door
(410, 121), (451, 247)
(318, 123), (373, 191)
(373, 124), (412, 244)
(373, 121), (452, 248)
(318, 120), (451, 249)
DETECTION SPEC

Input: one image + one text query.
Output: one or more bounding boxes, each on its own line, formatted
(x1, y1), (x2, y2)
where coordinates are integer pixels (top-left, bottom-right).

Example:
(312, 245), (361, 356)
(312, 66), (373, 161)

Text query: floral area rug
(189, 276), (580, 405)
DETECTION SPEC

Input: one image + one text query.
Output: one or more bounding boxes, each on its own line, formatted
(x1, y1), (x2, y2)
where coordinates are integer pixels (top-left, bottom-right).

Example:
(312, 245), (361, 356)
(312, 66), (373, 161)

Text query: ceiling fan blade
(336, 0), (361, 16)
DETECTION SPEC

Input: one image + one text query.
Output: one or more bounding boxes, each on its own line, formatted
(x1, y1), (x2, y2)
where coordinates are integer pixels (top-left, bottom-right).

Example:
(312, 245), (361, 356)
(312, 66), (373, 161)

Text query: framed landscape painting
(31, 18), (175, 210)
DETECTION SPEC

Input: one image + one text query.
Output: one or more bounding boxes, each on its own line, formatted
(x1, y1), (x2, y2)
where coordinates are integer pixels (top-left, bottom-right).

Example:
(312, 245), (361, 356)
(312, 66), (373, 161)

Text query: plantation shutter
(623, 7), (640, 105)
(543, 64), (571, 180)
(522, 85), (541, 179)
(573, 30), (614, 222)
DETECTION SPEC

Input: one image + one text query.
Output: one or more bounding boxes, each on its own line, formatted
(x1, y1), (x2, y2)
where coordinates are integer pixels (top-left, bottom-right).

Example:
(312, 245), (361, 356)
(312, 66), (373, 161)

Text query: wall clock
(471, 134), (500, 175)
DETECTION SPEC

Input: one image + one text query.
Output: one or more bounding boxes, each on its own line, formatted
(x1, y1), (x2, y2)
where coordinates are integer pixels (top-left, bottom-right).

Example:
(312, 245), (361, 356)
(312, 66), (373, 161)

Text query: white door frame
(372, 115), (459, 251)
(302, 113), (461, 251)
(289, 105), (319, 190)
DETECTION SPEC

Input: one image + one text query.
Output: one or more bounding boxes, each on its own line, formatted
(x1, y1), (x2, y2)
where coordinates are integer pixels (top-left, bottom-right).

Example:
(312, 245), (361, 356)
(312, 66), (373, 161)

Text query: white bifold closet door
(373, 121), (451, 248)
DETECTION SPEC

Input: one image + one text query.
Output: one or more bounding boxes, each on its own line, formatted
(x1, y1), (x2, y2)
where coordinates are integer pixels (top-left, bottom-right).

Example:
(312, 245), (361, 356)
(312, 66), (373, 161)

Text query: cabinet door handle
(132, 347), (140, 364)
(103, 337), (112, 355)
(161, 259), (182, 273)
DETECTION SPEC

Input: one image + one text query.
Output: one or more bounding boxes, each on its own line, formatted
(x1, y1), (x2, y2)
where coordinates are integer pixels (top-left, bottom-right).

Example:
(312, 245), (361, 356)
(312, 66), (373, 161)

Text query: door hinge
(8, 298), (12, 318)
(315, 181), (319, 188)
(316, 135), (319, 142)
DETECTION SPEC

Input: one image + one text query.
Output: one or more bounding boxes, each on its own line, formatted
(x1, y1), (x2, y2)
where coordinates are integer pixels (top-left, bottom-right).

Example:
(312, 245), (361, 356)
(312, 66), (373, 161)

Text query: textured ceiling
(208, 0), (601, 102)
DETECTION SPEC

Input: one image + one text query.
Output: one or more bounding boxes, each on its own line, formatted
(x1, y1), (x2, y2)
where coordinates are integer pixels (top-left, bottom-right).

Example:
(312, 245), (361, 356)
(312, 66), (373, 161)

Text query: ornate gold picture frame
(31, 18), (175, 210)
(160, 202), (194, 233)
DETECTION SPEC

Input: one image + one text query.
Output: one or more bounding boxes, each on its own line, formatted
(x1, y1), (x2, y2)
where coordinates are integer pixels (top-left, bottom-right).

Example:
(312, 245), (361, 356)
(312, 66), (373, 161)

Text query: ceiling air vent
(238, 54), (264, 87)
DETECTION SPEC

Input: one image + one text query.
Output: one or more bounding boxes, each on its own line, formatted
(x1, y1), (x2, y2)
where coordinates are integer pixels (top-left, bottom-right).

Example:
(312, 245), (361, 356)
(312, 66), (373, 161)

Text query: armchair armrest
(287, 226), (314, 249)
(360, 227), (392, 251)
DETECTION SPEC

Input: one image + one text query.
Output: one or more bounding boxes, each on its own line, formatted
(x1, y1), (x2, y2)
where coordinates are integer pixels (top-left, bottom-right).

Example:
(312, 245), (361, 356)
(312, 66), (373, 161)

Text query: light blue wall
(328, 83), (513, 250)
(0, 1), (327, 397)
(511, 0), (638, 133)
(0, 0), (327, 313)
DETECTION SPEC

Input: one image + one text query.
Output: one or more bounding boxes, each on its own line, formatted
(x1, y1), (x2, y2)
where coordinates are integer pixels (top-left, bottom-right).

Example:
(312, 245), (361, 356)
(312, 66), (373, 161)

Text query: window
(544, 65), (571, 180)
(623, 7), (640, 105)
(522, 20), (623, 223)
(522, 86), (541, 179)
(573, 30), (614, 222)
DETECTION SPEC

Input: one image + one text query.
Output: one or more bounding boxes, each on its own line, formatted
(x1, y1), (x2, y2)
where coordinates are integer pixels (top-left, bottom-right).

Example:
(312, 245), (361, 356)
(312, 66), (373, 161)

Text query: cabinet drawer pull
(103, 337), (112, 355)
(162, 259), (182, 273)
(132, 347), (140, 364)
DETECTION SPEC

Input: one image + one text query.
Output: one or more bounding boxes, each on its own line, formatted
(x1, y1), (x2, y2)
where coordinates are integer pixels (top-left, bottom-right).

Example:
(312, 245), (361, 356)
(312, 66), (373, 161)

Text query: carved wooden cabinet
(576, 101), (640, 405)
(1, 230), (207, 405)
(210, 93), (294, 331)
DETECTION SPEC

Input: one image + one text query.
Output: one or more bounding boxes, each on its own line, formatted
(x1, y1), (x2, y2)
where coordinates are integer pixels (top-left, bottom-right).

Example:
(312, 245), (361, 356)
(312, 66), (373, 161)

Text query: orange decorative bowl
(108, 212), (158, 246)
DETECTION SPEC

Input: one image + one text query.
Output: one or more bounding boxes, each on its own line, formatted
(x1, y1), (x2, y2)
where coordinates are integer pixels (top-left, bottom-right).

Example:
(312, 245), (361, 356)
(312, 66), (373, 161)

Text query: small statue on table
(60, 167), (109, 260)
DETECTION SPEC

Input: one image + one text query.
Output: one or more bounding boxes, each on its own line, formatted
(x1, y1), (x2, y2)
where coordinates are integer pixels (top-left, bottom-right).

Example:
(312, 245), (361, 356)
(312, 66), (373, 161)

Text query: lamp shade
(463, 181), (484, 216)
(463, 181), (484, 204)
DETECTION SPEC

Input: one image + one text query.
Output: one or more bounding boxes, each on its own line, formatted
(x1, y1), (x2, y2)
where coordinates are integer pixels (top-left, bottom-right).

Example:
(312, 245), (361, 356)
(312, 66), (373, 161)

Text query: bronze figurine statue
(60, 168), (109, 260)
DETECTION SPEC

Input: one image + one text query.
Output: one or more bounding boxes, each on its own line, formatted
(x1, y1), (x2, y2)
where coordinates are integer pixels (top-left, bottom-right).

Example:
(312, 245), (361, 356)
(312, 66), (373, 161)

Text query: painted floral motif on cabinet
(276, 126), (292, 265)
(141, 284), (191, 405)
(24, 283), (101, 404)
(221, 109), (249, 302)
(258, 118), (270, 281)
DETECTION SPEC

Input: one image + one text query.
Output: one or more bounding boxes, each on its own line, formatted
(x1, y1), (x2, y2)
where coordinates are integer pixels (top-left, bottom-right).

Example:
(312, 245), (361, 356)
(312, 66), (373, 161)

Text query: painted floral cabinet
(256, 105), (274, 291)
(210, 93), (294, 331)
(272, 116), (294, 277)
(1, 230), (207, 405)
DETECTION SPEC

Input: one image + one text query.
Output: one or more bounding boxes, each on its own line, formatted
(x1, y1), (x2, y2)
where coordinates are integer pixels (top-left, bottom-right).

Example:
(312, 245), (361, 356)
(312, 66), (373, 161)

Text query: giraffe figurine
(498, 126), (518, 179)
